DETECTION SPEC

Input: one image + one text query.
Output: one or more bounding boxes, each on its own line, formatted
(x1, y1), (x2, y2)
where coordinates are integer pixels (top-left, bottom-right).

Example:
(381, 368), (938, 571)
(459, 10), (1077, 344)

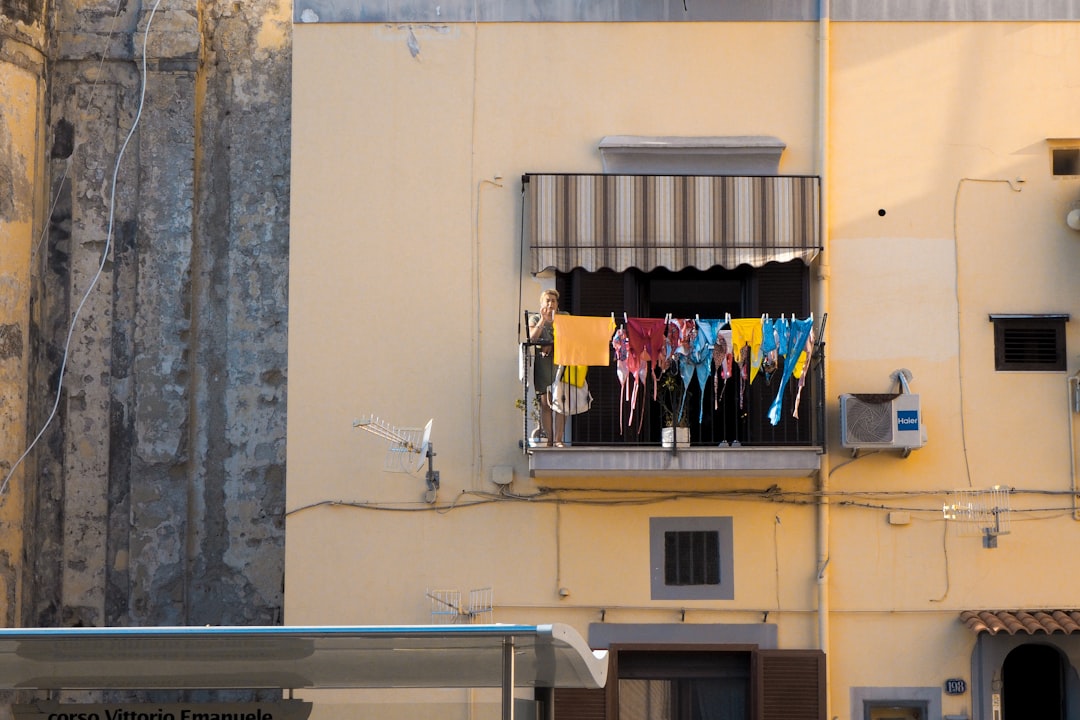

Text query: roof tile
(960, 610), (1080, 635)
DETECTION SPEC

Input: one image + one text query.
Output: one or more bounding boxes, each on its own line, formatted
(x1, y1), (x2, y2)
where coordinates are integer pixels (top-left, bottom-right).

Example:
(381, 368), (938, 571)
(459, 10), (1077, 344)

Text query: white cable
(0, 0), (164, 499)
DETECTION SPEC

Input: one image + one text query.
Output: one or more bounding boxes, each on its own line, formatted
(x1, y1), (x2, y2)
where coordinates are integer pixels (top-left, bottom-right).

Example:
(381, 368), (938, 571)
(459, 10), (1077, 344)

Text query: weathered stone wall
(17, 0), (289, 631)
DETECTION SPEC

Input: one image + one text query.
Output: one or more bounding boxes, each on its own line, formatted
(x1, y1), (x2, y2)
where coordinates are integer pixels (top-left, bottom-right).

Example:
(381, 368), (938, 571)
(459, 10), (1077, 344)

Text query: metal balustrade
(520, 338), (825, 451)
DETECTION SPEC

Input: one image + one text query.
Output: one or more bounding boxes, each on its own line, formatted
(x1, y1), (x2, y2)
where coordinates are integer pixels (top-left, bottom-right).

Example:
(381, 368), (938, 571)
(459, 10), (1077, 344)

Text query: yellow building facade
(288, 7), (1080, 720)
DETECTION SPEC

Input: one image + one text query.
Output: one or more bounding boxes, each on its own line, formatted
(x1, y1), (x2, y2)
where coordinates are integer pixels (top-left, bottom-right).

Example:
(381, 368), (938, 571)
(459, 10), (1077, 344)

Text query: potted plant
(658, 365), (690, 448)
(516, 396), (546, 447)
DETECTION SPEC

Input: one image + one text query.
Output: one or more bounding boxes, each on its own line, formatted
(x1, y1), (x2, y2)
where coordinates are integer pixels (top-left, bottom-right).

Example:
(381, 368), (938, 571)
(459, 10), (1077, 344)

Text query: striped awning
(526, 174), (821, 273)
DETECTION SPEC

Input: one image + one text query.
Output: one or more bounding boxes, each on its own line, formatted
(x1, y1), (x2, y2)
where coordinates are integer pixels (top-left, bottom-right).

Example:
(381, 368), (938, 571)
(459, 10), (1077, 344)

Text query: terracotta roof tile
(960, 610), (1080, 635)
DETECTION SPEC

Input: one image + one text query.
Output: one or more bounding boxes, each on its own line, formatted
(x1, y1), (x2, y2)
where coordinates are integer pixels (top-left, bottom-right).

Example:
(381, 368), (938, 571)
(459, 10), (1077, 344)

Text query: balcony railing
(519, 319), (825, 475)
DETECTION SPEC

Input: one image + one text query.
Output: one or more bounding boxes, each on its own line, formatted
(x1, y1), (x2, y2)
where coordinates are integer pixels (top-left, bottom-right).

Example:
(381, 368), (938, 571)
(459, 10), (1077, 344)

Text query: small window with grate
(664, 530), (720, 585)
(990, 314), (1068, 372)
(650, 517), (733, 600)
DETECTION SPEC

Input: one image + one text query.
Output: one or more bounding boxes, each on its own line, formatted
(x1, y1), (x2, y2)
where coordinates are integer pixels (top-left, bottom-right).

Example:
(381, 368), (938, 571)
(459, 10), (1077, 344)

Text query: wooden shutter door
(756, 649), (825, 720)
(553, 687), (608, 720)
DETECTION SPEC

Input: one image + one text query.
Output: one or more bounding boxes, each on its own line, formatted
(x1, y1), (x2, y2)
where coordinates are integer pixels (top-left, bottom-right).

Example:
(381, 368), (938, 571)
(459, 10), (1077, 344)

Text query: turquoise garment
(767, 317), (814, 426)
(687, 319), (724, 423)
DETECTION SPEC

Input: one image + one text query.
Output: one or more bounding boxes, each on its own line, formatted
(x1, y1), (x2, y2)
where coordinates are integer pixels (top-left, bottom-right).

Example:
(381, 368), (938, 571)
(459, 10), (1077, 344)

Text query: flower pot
(661, 426), (690, 449)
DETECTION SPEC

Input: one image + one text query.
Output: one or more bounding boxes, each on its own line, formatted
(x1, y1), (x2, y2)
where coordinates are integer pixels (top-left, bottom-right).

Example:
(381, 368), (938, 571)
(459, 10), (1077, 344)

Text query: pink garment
(626, 317), (668, 400)
(611, 327), (645, 432)
(713, 329), (733, 407)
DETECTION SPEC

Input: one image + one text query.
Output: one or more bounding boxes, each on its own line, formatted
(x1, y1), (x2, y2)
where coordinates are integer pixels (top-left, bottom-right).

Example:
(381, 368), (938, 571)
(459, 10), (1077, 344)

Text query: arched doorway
(1003, 643), (1065, 720)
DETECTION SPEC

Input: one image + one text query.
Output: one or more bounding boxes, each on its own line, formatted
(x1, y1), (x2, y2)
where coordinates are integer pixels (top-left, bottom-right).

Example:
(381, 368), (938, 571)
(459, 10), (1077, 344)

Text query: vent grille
(1002, 327), (1060, 366)
(991, 315), (1066, 371)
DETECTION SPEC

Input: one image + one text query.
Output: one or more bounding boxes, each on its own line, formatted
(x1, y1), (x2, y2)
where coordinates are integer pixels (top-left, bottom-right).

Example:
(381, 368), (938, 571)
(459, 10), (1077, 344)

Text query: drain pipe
(1070, 372), (1080, 519)
(815, 1), (833, 718)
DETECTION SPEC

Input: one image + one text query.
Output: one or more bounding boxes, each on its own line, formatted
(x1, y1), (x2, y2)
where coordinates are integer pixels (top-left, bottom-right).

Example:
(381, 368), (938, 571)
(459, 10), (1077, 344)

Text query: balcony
(520, 329), (825, 480)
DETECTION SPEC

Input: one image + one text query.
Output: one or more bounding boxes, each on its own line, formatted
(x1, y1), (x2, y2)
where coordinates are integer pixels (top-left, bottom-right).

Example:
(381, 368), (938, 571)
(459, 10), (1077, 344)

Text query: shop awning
(960, 610), (1080, 635)
(0, 624), (608, 691)
(525, 173), (821, 273)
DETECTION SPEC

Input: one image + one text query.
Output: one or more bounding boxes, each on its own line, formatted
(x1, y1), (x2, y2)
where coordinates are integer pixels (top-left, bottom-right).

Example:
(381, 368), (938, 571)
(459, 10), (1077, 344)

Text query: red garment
(626, 317), (668, 400)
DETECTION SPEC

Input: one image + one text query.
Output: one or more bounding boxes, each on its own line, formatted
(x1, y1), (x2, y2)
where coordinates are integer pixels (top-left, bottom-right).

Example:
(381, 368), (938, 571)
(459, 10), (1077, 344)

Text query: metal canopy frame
(0, 624), (608, 720)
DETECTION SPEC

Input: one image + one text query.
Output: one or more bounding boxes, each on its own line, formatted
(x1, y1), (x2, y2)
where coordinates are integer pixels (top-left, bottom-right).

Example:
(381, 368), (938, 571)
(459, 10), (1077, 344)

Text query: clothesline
(545, 314), (819, 428)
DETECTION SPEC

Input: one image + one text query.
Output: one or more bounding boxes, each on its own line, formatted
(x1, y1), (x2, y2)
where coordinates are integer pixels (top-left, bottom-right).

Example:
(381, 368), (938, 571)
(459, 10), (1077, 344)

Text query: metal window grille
(664, 530), (720, 586)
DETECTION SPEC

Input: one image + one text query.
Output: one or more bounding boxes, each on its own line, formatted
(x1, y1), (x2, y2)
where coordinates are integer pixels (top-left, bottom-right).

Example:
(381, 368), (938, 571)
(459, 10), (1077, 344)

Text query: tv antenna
(943, 485), (1011, 548)
(427, 587), (494, 624)
(353, 416), (439, 502)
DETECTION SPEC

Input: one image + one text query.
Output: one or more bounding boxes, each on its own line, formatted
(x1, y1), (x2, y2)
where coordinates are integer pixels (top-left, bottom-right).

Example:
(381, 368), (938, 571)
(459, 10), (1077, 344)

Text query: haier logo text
(896, 410), (919, 430)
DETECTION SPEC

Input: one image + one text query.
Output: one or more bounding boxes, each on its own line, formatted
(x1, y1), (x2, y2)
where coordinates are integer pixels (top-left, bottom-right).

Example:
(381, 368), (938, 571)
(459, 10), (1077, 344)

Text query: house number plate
(944, 679), (967, 695)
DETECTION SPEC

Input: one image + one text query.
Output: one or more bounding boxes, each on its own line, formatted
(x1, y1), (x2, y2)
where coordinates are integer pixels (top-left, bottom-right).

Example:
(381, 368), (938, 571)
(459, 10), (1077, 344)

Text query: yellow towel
(729, 318), (764, 384)
(553, 315), (616, 366)
(563, 365), (588, 387)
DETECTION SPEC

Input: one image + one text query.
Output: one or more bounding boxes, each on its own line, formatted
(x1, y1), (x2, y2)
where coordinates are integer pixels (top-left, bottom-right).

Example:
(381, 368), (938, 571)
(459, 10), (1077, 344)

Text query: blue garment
(767, 317), (814, 426)
(687, 319), (723, 423)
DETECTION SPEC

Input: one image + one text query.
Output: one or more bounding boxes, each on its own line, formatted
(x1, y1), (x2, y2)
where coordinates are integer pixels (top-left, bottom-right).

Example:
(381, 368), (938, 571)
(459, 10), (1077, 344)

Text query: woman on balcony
(528, 289), (567, 447)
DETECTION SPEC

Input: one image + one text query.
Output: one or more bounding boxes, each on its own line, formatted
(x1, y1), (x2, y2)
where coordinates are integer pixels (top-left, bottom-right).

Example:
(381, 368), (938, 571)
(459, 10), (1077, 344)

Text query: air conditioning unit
(840, 393), (925, 453)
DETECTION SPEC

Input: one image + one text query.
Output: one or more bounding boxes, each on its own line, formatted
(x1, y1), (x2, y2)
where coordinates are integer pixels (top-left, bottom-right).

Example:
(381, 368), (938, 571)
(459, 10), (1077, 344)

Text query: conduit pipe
(815, 1), (833, 718)
(1070, 373), (1080, 519)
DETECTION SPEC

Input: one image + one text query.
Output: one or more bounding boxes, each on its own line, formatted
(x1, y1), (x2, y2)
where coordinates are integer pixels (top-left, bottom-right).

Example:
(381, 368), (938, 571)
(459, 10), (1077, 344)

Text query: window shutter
(752, 261), (809, 318)
(756, 649), (825, 720)
(553, 687), (607, 720)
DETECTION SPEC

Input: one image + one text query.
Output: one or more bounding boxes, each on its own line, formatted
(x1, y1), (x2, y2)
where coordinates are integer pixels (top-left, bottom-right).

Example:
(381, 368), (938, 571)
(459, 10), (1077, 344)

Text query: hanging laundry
(626, 317), (668, 399)
(689, 319), (724, 423)
(737, 341), (751, 410)
(611, 326), (646, 432)
(767, 316), (814, 426)
(553, 315), (616, 366)
(791, 327), (811, 380)
(760, 316), (779, 377)
(667, 318), (699, 424)
(775, 315), (790, 359)
(712, 328), (734, 407)
(668, 318), (696, 358)
(792, 326), (816, 419)
(729, 318), (763, 385)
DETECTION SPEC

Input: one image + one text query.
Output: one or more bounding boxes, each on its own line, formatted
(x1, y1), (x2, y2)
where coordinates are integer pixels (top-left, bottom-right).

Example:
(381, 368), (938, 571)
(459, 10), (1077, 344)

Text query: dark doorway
(1003, 644), (1064, 720)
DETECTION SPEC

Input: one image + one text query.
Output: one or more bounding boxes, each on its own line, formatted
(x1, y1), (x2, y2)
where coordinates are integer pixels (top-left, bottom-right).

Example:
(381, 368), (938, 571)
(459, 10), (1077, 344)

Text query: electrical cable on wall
(951, 176), (1024, 490)
(0, 0), (165, 500)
